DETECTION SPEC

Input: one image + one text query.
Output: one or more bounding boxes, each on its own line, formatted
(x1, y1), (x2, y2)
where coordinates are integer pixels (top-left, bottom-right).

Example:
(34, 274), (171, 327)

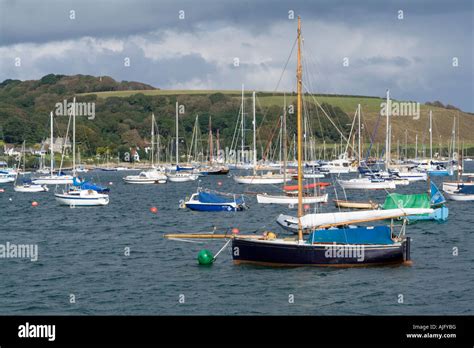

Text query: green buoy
(197, 249), (214, 265)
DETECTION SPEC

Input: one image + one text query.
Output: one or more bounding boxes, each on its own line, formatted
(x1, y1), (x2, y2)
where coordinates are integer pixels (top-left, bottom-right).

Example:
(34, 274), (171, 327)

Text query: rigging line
(255, 37), (297, 140)
(305, 84), (406, 206)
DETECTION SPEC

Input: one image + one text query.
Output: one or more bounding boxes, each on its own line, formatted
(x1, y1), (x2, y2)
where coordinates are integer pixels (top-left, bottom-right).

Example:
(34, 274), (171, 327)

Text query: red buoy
(217, 181), (223, 186)
(304, 204), (310, 211)
(31, 201), (39, 207)
(150, 207), (158, 213)
(231, 227), (239, 234)
(0, 188), (4, 193)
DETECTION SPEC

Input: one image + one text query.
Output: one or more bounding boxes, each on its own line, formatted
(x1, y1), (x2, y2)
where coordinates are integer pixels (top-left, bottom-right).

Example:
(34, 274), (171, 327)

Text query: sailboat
(55, 98), (110, 206)
(416, 110), (450, 176)
(442, 121), (474, 201)
(256, 99), (328, 204)
(182, 188), (247, 211)
(167, 102), (199, 182)
(14, 141), (48, 192)
(32, 112), (74, 185)
(123, 113), (167, 184)
(197, 117), (230, 175)
(233, 91), (291, 185)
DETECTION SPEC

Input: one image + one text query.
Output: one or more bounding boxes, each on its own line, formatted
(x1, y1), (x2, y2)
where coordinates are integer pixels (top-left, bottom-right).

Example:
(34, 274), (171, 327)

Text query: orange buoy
(31, 201), (39, 207)
(231, 227), (239, 234)
(150, 206), (158, 213)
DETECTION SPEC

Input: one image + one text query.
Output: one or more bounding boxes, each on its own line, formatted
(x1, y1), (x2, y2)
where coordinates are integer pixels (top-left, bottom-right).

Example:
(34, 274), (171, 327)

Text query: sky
(0, 0), (472, 111)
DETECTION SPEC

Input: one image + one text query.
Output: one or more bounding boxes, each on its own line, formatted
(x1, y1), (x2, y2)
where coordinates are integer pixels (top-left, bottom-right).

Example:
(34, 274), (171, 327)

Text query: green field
(79, 88), (474, 146)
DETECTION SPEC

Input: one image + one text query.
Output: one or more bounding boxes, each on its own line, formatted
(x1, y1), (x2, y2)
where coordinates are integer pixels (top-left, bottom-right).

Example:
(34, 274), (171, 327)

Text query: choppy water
(0, 164), (473, 315)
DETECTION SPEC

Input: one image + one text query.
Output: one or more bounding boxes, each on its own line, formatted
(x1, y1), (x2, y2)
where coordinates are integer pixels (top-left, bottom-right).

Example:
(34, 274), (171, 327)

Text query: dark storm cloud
(0, 0), (472, 111)
(0, 0), (471, 45)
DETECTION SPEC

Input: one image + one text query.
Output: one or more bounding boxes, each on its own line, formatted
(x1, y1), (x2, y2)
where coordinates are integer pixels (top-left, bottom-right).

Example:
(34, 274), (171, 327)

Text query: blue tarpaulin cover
(73, 177), (109, 193)
(197, 192), (243, 204)
(308, 226), (395, 245)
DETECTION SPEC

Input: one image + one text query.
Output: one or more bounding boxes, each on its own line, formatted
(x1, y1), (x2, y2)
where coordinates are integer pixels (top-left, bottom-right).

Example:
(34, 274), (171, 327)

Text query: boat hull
(256, 193), (328, 204)
(123, 177), (166, 184)
(443, 191), (474, 201)
(232, 238), (408, 266)
(406, 207), (449, 222)
(338, 179), (396, 190)
(55, 193), (109, 206)
(32, 176), (74, 185)
(334, 200), (379, 209)
(185, 203), (242, 211)
(233, 176), (291, 184)
(14, 185), (48, 192)
(167, 174), (198, 182)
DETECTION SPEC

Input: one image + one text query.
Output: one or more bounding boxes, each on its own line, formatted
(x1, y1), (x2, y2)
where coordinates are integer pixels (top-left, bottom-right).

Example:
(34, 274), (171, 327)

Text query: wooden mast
(297, 16), (304, 242)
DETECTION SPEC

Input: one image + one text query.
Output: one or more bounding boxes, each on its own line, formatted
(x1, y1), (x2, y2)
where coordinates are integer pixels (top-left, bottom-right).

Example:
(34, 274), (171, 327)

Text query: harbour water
(0, 165), (473, 315)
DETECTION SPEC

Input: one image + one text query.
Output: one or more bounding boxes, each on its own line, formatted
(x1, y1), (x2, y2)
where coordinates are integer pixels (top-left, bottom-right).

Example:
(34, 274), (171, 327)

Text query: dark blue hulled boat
(232, 225), (410, 266)
(184, 190), (246, 211)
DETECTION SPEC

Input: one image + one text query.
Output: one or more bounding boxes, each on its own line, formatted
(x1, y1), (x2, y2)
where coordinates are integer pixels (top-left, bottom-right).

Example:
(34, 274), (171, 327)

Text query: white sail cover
(290, 208), (434, 228)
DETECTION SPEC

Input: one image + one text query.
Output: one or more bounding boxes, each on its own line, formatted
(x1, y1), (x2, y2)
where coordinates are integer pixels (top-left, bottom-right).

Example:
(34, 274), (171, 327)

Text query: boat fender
(178, 200), (186, 209)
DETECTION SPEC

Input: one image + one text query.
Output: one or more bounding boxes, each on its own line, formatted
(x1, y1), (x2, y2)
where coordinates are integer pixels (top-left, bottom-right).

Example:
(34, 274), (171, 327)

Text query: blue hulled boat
(184, 190), (246, 211)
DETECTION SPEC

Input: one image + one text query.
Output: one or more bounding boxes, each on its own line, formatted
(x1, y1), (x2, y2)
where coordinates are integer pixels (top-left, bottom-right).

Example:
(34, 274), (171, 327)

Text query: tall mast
(429, 110), (433, 161)
(72, 97), (76, 176)
(385, 89), (390, 169)
(358, 103), (361, 162)
(241, 84), (245, 163)
(296, 16), (304, 242)
(283, 94), (288, 182)
(156, 115), (160, 164)
(216, 129), (220, 163)
(175, 102), (179, 166)
(415, 133), (418, 160)
(252, 91), (257, 175)
(50, 111), (54, 176)
(151, 113), (155, 167)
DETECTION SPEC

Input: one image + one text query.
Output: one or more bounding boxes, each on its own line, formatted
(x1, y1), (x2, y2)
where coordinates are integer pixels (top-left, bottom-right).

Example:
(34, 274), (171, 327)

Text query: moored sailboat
(183, 189), (247, 211)
(233, 91), (291, 185)
(54, 98), (110, 207)
(32, 112), (73, 185)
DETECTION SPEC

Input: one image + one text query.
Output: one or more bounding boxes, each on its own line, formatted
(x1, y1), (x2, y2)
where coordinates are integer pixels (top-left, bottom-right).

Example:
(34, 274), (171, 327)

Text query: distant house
(3, 144), (21, 157)
(43, 137), (72, 153)
(3, 144), (39, 156)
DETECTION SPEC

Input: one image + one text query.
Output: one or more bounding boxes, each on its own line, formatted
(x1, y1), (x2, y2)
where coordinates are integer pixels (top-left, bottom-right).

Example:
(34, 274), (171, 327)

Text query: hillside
(0, 74), (472, 160)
